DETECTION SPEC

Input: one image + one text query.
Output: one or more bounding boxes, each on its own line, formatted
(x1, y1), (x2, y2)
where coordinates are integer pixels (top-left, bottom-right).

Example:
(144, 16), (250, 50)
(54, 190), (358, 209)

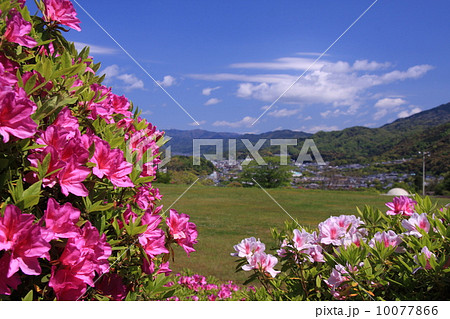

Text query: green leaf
(22, 290), (33, 301)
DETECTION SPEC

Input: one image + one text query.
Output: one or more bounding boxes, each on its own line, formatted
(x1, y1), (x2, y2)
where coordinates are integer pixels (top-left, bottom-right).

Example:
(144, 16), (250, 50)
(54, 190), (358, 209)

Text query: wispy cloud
(157, 75), (176, 88)
(268, 108), (300, 117)
(204, 98), (221, 106)
(74, 42), (118, 55)
(189, 56), (433, 118)
(202, 86), (221, 96)
(303, 124), (339, 133)
(213, 116), (256, 128)
(398, 106), (422, 118)
(374, 97), (407, 120)
(100, 64), (144, 91)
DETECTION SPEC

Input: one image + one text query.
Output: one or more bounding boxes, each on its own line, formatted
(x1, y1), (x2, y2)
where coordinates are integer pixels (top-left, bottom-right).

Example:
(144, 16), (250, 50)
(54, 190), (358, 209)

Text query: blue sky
(53, 0), (450, 133)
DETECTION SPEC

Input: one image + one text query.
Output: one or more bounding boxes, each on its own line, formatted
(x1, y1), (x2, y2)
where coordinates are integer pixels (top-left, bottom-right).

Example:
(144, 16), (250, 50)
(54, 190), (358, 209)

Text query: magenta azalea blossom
(0, 88), (37, 143)
(58, 158), (90, 196)
(231, 237), (265, 259)
(43, 0), (81, 31)
(0, 205), (50, 278)
(3, 9), (37, 48)
(43, 198), (81, 240)
(166, 209), (198, 256)
(385, 196), (416, 216)
(95, 273), (128, 301)
(0, 254), (21, 296)
(242, 252), (280, 278)
(49, 266), (87, 301)
(401, 213), (430, 237)
(50, 221), (111, 300)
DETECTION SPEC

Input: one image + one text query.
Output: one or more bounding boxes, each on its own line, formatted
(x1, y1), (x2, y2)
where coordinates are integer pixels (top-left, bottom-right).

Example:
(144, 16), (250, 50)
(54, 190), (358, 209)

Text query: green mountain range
(163, 102), (450, 175)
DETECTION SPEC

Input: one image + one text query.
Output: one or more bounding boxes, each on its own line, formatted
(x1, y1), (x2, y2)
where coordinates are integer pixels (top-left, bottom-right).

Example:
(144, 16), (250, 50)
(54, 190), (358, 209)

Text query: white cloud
(304, 125), (339, 133)
(204, 98), (221, 106)
(398, 107), (422, 118)
(268, 108), (300, 117)
(352, 60), (391, 71)
(100, 64), (144, 91)
(74, 42), (118, 55)
(374, 98), (407, 120)
(303, 116), (312, 121)
(157, 75), (176, 88)
(213, 116), (256, 128)
(189, 120), (206, 126)
(375, 98), (407, 108)
(202, 86), (221, 96)
(117, 74), (144, 91)
(101, 64), (120, 78)
(188, 57), (433, 116)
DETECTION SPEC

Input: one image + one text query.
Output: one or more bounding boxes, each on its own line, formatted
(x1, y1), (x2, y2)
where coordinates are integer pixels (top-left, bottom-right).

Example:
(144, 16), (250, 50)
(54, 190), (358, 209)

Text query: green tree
(239, 157), (292, 188)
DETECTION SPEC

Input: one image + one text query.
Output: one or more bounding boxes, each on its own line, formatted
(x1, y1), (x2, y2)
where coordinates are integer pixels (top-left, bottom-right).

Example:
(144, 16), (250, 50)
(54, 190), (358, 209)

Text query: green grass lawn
(157, 184), (449, 284)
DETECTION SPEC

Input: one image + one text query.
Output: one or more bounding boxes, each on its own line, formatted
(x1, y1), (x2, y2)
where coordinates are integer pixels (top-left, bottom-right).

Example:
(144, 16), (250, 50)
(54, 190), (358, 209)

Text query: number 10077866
(376, 306), (438, 316)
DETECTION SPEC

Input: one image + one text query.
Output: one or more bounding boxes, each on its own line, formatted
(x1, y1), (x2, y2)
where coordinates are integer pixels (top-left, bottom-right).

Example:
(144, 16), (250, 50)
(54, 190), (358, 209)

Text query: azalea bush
(232, 195), (450, 300)
(0, 0), (198, 300)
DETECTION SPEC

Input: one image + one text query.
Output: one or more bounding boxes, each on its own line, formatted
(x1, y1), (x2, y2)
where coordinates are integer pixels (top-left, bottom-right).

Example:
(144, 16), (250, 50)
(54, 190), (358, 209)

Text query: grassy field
(157, 184), (449, 283)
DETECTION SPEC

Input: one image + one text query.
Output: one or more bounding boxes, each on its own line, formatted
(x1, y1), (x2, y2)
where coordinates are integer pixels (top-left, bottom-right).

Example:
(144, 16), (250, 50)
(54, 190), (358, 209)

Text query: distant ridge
(161, 101), (450, 174)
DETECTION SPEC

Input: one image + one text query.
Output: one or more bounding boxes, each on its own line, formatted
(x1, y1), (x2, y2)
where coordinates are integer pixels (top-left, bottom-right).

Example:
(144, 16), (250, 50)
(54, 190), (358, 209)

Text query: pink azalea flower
(58, 158), (90, 197)
(242, 252), (280, 278)
(52, 107), (79, 132)
(319, 215), (367, 246)
(166, 209), (198, 256)
(385, 196), (416, 216)
(324, 263), (361, 300)
(43, 198), (81, 240)
(95, 273), (128, 301)
(3, 9), (37, 48)
(0, 205), (50, 277)
(0, 254), (21, 296)
(43, 0), (81, 31)
(138, 213), (168, 260)
(21, 70), (53, 96)
(413, 246), (436, 273)
(401, 213), (430, 237)
(49, 266), (86, 301)
(231, 237), (265, 259)
(0, 88), (37, 143)
(51, 221), (111, 298)
(369, 230), (405, 253)
(291, 229), (325, 263)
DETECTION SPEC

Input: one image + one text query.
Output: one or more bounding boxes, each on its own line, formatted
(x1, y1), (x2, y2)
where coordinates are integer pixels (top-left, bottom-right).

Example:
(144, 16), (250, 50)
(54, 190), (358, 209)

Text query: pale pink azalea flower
(3, 9), (37, 48)
(324, 263), (361, 300)
(43, 198), (81, 240)
(0, 88), (37, 143)
(401, 213), (430, 237)
(242, 252), (280, 278)
(369, 230), (405, 253)
(318, 215), (367, 246)
(43, 0), (81, 31)
(413, 246), (436, 273)
(385, 196), (416, 216)
(0, 205), (51, 277)
(291, 229), (325, 263)
(231, 237), (265, 259)
(166, 209), (198, 256)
